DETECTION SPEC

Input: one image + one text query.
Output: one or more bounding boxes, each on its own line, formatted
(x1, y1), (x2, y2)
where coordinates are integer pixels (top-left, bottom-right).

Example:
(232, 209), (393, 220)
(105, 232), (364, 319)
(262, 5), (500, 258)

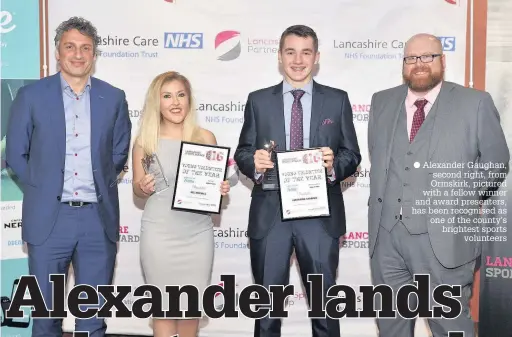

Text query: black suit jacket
(234, 81), (361, 240)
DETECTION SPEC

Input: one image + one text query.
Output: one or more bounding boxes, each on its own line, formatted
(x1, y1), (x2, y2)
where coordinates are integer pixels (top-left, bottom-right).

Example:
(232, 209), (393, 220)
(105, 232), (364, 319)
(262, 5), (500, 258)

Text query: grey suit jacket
(367, 81), (509, 268)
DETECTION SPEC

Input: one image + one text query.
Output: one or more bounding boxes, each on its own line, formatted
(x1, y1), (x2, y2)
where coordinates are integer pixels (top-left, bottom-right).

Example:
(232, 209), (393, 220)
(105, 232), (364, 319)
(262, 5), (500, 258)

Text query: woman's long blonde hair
(136, 71), (202, 155)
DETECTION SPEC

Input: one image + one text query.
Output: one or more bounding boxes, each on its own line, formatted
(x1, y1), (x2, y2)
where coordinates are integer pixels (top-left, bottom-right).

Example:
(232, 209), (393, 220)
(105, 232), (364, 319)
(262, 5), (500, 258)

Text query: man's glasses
(403, 54), (442, 64)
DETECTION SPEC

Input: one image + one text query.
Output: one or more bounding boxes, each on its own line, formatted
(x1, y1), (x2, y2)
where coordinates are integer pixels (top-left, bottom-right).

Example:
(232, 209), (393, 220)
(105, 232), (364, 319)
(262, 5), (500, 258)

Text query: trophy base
(262, 183), (279, 191)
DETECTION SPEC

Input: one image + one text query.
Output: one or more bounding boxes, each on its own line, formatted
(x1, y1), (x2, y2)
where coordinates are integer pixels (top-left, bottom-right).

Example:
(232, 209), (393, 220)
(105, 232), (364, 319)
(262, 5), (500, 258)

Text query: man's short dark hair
(279, 25), (318, 52)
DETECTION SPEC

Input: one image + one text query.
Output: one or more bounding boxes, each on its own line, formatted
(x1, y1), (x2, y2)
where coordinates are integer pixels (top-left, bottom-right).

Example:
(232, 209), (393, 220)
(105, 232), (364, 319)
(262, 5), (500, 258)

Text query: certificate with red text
(276, 148), (331, 221)
(172, 142), (230, 214)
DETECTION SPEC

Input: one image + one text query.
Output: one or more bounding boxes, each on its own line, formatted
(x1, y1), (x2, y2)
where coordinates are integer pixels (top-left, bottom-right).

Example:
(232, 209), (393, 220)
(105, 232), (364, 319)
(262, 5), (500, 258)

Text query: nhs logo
(438, 37), (456, 51)
(164, 32), (203, 49)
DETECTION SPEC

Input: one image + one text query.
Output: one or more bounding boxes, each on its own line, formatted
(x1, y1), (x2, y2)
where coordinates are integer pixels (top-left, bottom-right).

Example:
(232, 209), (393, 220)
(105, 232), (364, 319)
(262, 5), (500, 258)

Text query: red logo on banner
(164, 0), (175, 2)
(445, 0), (457, 4)
(215, 31), (241, 61)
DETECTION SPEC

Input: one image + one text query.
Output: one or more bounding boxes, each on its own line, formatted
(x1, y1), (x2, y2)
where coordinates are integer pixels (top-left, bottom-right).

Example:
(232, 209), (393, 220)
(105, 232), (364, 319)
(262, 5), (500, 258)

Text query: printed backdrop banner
(3, 0), (467, 336)
(1, 1), (41, 337)
(477, 7), (512, 336)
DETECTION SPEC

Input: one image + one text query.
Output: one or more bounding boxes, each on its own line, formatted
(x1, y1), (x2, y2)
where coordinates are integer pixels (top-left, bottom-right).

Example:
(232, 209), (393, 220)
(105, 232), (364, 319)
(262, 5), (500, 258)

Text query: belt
(63, 201), (92, 207)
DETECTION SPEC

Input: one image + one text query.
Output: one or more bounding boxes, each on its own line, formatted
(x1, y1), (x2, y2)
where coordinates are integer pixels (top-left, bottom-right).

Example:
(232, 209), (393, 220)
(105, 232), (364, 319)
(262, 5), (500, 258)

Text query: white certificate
(172, 142), (230, 214)
(276, 148), (331, 220)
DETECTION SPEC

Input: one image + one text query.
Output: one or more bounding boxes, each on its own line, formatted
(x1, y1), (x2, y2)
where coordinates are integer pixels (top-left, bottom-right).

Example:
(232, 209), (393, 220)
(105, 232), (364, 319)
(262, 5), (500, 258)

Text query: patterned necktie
(410, 98), (427, 142)
(290, 89), (305, 150)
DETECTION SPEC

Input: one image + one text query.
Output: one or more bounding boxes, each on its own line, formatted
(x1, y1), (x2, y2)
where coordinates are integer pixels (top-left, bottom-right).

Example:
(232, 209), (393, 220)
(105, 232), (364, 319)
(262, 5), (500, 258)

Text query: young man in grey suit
(367, 33), (509, 337)
(234, 25), (361, 337)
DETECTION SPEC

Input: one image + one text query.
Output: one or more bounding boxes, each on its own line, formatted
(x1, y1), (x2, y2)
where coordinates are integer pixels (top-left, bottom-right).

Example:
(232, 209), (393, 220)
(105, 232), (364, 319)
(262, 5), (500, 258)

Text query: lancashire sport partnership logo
(444, 0), (457, 4)
(215, 31), (241, 61)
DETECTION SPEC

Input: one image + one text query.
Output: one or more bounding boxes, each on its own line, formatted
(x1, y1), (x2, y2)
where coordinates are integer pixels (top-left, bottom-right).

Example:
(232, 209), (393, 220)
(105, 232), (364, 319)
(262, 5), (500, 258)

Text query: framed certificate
(276, 148), (331, 221)
(172, 141), (230, 214)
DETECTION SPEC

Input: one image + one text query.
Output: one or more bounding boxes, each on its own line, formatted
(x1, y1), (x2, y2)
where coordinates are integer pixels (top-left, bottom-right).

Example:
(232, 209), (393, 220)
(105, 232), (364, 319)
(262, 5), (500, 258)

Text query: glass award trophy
(261, 140), (279, 191)
(141, 153), (170, 193)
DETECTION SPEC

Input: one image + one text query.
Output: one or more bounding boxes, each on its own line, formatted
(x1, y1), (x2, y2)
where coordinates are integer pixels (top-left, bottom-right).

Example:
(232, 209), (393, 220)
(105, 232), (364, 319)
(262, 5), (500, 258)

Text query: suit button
(395, 215), (398, 219)
(57, 196), (61, 201)
(407, 151), (412, 155)
(61, 169), (64, 173)
(378, 198), (382, 202)
(405, 167), (410, 171)
(398, 198), (401, 202)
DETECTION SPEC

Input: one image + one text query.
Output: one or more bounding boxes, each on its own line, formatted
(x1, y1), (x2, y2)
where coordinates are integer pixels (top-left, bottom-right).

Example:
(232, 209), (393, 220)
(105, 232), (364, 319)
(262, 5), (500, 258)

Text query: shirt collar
(59, 71), (92, 94)
(405, 80), (443, 108)
(282, 78), (313, 96)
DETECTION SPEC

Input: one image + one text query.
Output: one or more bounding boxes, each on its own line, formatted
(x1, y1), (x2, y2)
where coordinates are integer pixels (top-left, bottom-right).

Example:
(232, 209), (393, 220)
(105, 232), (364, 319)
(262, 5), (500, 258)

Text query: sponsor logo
(199, 100), (246, 125)
(129, 109), (143, 118)
(119, 225), (140, 243)
(164, 0), (175, 2)
(4, 218), (21, 229)
(341, 167), (370, 189)
(96, 32), (204, 58)
(352, 103), (370, 123)
(214, 227), (248, 249)
(214, 30), (280, 61)
(437, 36), (456, 51)
(445, 0), (457, 4)
(340, 231), (369, 249)
(1, 204), (16, 211)
(334, 39), (405, 60)
(485, 255), (512, 279)
(164, 32), (203, 49)
(215, 31), (241, 61)
(0, 11), (16, 34)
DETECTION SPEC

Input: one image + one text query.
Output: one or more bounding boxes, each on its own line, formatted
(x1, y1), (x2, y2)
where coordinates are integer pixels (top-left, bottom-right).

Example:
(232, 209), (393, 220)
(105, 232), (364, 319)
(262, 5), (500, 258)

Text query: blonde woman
(132, 71), (230, 337)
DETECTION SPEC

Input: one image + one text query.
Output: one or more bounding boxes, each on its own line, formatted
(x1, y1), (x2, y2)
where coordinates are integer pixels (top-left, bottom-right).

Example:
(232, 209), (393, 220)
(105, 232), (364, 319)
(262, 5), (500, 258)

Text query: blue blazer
(5, 72), (132, 245)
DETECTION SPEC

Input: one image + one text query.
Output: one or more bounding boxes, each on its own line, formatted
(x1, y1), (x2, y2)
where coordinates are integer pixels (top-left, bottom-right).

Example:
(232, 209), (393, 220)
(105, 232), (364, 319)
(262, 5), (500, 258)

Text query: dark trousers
(250, 218), (340, 337)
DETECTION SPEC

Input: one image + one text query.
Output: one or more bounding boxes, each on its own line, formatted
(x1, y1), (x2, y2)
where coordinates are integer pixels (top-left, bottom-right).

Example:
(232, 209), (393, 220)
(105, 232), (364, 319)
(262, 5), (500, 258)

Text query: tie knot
(292, 89), (305, 100)
(414, 99), (428, 109)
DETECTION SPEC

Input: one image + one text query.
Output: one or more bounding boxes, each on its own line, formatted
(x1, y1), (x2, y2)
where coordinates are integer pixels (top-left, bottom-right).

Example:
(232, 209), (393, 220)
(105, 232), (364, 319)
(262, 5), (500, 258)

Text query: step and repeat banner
(3, 0), (470, 336)
(1, 0), (41, 337)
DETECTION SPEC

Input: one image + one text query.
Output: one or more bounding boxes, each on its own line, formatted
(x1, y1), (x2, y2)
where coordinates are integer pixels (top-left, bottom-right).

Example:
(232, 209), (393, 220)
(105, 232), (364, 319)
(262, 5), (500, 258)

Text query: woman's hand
(220, 180), (230, 195)
(139, 174), (155, 195)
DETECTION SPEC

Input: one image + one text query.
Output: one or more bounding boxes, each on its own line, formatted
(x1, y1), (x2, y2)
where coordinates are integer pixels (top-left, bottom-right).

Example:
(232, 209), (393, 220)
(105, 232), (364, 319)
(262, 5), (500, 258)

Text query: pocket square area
(322, 119), (334, 125)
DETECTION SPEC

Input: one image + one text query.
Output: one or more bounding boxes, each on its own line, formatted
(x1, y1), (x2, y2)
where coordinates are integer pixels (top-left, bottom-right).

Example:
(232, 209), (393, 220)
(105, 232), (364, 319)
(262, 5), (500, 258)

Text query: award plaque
(141, 153), (170, 194)
(276, 148), (331, 221)
(261, 140), (279, 191)
(172, 141), (230, 214)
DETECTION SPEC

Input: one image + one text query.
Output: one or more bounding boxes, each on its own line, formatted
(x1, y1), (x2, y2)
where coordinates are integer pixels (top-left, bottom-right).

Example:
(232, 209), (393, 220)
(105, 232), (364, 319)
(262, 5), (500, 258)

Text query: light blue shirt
(282, 79), (313, 150)
(255, 79), (333, 181)
(60, 73), (97, 202)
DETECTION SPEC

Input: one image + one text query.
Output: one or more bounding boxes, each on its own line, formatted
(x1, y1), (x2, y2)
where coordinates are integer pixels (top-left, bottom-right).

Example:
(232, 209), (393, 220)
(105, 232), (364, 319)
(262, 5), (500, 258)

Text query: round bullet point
(414, 162), (420, 168)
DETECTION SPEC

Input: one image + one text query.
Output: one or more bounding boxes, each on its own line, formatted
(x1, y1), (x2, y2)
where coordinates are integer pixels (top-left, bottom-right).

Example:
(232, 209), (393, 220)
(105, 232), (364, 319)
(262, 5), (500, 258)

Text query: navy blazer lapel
(310, 81), (324, 147)
(89, 78), (103, 156)
(271, 82), (286, 151)
(47, 74), (66, 160)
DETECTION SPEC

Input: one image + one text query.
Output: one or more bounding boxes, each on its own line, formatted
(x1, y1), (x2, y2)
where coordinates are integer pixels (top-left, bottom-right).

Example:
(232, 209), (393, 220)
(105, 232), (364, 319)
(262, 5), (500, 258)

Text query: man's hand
(321, 147), (334, 175)
(254, 149), (274, 174)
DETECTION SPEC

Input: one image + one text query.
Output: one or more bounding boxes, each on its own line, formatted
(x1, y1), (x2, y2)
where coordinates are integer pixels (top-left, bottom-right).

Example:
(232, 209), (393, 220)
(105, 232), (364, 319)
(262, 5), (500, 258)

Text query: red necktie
(410, 99), (427, 142)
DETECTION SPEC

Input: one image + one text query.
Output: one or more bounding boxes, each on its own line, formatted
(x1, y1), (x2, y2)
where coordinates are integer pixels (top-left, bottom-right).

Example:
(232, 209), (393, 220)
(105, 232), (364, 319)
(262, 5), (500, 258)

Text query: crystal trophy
(261, 140), (279, 191)
(141, 153), (170, 193)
